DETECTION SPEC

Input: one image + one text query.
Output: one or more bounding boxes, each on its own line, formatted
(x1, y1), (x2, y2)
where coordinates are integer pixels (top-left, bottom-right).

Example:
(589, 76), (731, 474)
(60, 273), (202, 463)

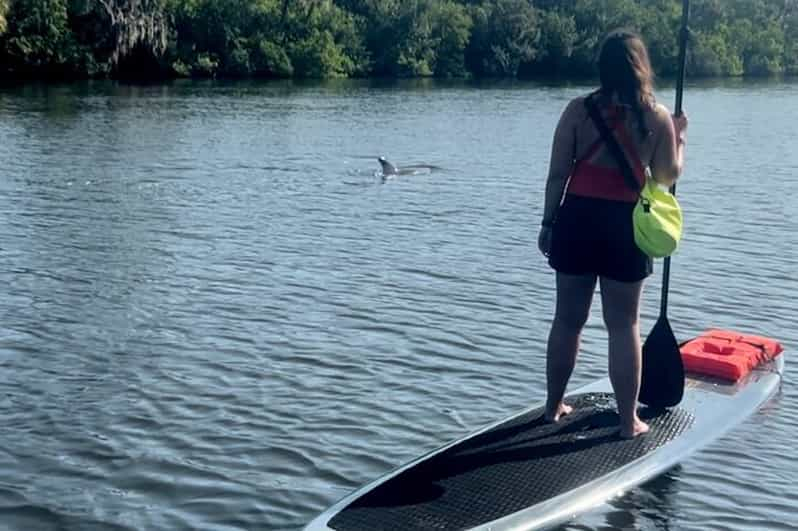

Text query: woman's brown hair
(598, 29), (654, 138)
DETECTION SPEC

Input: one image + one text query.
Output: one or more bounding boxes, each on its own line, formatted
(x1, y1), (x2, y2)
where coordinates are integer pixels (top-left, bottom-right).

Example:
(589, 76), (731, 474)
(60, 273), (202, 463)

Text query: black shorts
(548, 194), (653, 282)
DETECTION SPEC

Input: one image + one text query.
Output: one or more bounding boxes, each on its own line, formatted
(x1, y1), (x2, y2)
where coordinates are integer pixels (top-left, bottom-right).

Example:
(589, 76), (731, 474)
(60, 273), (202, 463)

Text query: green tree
(690, 28), (743, 76)
(167, 0), (274, 77)
(565, 0), (646, 74)
(358, 0), (417, 76)
(2, 0), (797, 80)
(465, 0), (539, 77)
(637, 0), (681, 77)
(1, 0), (79, 74)
(741, 21), (784, 76)
(527, 9), (577, 76)
(0, 0), (9, 36)
(783, 0), (798, 73)
(428, 1), (472, 77)
(389, 0), (472, 77)
(251, 39), (293, 76)
(284, 0), (368, 77)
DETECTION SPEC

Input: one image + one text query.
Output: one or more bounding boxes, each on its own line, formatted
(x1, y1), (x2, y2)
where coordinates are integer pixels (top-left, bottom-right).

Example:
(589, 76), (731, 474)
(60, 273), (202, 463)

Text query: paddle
(638, 0), (690, 409)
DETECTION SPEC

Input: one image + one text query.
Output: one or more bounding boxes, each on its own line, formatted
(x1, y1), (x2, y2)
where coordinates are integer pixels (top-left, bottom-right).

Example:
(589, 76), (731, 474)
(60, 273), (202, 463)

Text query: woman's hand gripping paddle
(638, 0), (690, 409)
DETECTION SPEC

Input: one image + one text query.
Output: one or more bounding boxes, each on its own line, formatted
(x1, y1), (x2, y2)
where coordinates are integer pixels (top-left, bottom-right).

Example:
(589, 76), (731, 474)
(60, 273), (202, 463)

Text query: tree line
(1, 0), (797, 80)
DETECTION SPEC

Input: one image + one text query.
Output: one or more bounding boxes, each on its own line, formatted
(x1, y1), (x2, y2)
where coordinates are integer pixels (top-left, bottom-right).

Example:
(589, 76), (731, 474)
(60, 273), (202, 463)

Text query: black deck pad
(329, 393), (694, 531)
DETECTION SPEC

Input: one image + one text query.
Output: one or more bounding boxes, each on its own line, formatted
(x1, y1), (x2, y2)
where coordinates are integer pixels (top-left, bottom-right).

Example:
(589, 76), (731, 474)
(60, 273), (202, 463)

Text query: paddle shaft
(660, 0), (689, 317)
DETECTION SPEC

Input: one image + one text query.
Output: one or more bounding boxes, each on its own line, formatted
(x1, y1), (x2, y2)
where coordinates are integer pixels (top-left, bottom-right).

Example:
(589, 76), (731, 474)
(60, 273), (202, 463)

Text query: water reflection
(559, 466), (681, 531)
(606, 467), (682, 530)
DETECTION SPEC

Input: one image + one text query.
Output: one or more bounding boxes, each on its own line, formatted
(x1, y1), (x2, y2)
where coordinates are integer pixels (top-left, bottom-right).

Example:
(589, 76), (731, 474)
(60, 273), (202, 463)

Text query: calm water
(0, 78), (796, 531)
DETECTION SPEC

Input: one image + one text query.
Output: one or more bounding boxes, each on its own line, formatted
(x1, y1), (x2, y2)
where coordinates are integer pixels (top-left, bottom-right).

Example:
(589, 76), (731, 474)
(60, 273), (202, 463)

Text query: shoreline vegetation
(1, 1), (797, 82)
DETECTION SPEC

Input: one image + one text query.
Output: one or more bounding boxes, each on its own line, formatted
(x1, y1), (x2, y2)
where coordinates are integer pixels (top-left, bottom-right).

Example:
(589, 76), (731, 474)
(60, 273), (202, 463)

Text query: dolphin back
(378, 157), (398, 175)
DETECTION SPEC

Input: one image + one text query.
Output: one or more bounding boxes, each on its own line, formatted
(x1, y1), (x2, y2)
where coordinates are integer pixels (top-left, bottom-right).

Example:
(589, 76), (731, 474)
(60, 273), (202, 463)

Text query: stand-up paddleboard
(304, 344), (784, 531)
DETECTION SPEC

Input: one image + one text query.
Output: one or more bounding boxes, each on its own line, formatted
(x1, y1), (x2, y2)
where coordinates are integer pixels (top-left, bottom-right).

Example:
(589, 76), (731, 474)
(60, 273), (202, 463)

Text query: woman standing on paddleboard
(538, 30), (688, 438)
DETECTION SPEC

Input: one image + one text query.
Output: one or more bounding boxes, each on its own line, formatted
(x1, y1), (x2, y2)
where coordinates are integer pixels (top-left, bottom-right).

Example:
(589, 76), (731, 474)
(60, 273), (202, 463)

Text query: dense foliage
(2, 0), (798, 79)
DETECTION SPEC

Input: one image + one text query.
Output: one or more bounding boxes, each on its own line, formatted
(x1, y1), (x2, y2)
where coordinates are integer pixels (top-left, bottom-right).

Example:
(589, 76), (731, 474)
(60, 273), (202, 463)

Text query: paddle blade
(639, 315), (685, 408)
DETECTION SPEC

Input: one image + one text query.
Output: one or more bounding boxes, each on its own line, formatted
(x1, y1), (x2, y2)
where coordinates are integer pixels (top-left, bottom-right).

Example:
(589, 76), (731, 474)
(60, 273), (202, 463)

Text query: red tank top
(566, 106), (645, 203)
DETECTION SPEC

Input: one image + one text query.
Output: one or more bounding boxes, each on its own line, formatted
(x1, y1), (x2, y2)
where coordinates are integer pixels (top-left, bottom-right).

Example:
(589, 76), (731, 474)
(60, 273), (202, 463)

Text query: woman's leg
(599, 276), (649, 438)
(545, 272), (597, 422)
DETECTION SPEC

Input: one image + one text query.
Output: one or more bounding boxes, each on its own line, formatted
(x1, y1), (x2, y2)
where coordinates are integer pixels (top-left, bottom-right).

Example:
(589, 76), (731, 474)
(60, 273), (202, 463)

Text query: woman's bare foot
(544, 402), (573, 423)
(619, 417), (650, 439)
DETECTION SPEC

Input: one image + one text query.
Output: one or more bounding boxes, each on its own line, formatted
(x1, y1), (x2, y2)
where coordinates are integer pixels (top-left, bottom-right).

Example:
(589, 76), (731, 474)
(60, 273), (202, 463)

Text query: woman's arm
(650, 104), (687, 187)
(541, 99), (579, 226)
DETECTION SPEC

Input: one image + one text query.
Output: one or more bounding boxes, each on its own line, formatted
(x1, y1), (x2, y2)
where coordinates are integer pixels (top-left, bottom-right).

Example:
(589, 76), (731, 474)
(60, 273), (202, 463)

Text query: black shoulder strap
(584, 95), (641, 193)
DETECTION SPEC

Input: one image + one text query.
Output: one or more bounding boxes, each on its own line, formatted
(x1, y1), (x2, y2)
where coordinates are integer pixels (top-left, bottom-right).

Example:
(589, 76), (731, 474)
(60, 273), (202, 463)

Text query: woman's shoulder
(569, 92), (601, 109)
(571, 94), (589, 105)
(648, 101), (672, 123)
(641, 101), (672, 135)
(562, 95), (589, 120)
(560, 95), (584, 112)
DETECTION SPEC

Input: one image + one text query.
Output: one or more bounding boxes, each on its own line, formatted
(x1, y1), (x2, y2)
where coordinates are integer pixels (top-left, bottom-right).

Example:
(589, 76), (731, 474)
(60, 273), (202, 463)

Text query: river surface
(0, 78), (796, 530)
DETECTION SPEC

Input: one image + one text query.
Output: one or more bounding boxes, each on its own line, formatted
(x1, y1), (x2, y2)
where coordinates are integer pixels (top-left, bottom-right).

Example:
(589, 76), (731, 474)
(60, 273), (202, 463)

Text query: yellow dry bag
(633, 177), (683, 258)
